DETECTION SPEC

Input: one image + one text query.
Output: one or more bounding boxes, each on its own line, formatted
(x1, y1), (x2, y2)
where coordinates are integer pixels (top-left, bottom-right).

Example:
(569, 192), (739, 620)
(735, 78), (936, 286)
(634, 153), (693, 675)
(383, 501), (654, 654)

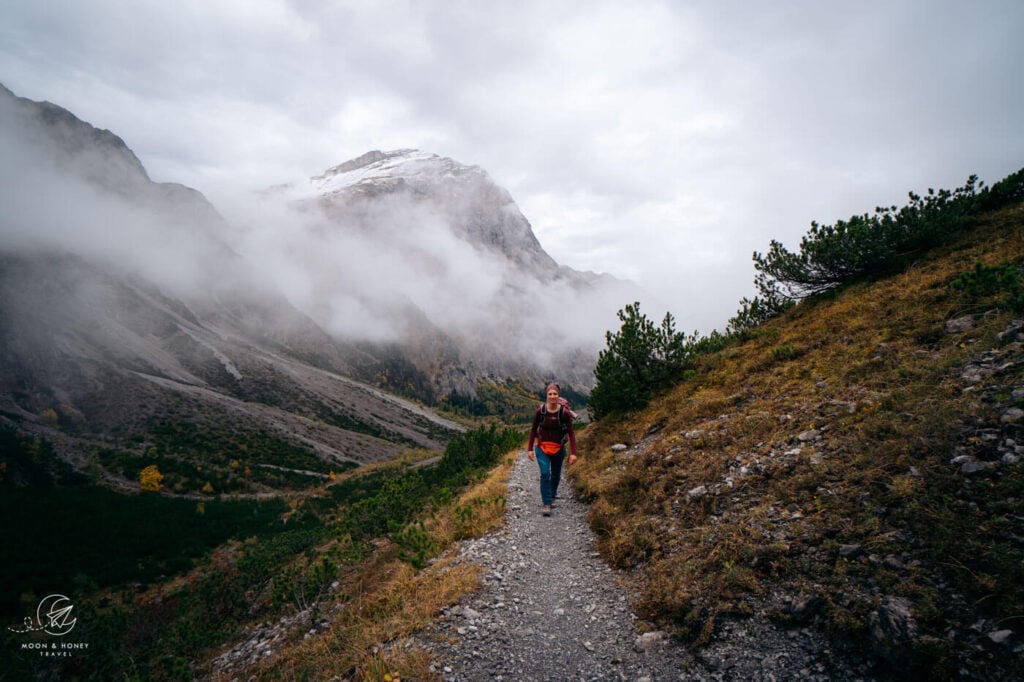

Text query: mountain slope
(573, 201), (1024, 679)
(0, 84), (463, 493)
(0, 80), (636, 493)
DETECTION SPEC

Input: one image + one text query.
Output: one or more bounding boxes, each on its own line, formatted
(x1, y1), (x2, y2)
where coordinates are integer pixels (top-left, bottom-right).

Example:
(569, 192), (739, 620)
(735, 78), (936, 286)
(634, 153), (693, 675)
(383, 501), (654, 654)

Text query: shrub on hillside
(591, 168), (1024, 422)
(590, 302), (736, 419)
(727, 293), (792, 335)
(753, 175), (985, 303)
(589, 302), (687, 419)
(950, 261), (1024, 312)
(745, 167), (1024, 318)
(337, 424), (520, 543)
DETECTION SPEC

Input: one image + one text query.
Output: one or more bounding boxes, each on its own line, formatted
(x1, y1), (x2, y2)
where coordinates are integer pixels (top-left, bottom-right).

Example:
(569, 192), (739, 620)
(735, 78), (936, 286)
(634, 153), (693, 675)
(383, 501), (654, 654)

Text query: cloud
(0, 108), (228, 294)
(221, 170), (632, 364)
(1, 77), (629, 385)
(2, 0), (1022, 335)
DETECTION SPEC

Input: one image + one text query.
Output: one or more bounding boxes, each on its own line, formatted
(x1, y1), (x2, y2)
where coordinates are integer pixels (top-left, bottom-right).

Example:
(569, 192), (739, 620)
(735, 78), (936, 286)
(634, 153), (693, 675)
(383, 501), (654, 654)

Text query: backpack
(538, 396), (578, 420)
(536, 403), (573, 444)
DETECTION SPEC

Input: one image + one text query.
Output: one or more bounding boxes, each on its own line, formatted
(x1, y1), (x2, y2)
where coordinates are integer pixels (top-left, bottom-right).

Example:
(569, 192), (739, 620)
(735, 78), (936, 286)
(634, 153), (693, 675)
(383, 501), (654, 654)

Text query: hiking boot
(542, 505), (552, 516)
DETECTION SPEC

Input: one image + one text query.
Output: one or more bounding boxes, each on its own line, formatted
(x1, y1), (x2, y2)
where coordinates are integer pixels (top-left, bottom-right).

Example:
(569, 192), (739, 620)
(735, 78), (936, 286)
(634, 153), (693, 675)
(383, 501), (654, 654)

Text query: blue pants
(534, 445), (565, 505)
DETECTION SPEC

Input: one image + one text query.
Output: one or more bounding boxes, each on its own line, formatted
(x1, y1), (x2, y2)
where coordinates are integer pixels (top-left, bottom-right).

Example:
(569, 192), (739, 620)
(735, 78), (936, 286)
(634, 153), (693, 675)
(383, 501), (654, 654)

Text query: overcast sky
(2, 0), (1022, 333)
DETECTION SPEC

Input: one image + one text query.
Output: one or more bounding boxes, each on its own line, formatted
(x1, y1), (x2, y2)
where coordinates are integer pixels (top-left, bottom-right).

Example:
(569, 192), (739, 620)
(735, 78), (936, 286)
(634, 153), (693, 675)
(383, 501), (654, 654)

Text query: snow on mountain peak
(305, 149), (481, 198)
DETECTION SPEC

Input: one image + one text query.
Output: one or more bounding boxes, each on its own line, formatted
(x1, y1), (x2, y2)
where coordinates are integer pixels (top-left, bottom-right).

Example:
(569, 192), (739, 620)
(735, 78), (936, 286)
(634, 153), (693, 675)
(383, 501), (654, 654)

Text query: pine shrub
(747, 167), (1024, 315)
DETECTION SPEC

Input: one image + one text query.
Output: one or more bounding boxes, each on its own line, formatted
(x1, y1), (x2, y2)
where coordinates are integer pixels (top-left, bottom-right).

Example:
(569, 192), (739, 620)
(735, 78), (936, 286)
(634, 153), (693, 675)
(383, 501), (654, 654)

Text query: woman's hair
(545, 382), (560, 395)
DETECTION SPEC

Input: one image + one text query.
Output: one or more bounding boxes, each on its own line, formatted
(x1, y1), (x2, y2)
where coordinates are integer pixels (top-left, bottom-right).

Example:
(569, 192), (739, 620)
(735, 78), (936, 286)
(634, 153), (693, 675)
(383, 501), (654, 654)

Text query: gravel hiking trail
(407, 452), (875, 681)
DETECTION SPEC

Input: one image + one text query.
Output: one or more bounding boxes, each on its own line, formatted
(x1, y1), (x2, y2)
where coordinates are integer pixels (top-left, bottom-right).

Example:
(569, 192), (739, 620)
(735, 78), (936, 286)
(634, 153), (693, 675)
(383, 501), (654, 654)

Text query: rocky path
(409, 452), (875, 681)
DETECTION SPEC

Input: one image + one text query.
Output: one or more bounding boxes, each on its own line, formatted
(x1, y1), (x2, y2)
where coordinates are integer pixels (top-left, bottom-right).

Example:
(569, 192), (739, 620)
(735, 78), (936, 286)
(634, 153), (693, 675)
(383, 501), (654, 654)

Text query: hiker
(526, 383), (577, 516)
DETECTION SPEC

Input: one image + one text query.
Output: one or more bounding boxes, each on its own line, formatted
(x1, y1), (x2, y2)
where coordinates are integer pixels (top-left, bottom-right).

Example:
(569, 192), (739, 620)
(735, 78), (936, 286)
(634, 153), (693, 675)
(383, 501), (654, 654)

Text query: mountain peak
(316, 149), (420, 177)
(308, 149), (483, 198)
(258, 147), (637, 393)
(282, 149), (551, 269)
(0, 81), (149, 192)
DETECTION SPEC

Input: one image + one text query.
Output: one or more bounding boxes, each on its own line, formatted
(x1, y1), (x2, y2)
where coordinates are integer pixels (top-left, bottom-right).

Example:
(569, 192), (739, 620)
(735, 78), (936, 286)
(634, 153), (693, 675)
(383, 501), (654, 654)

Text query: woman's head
(545, 383), (560, 401)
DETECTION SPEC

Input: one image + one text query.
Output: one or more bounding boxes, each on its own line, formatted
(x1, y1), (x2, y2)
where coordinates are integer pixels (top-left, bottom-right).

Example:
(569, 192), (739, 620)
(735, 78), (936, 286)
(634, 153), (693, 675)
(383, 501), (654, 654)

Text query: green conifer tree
(590, 302), (685, 419)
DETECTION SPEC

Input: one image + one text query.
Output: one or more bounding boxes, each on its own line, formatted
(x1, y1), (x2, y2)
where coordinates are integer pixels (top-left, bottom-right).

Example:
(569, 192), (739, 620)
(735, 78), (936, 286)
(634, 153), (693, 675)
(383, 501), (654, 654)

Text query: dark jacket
(528, 405), (577, 456)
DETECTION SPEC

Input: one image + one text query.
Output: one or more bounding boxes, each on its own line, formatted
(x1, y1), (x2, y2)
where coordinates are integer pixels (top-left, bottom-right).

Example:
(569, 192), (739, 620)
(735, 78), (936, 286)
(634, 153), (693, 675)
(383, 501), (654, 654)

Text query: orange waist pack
(539, 441), (563, 455)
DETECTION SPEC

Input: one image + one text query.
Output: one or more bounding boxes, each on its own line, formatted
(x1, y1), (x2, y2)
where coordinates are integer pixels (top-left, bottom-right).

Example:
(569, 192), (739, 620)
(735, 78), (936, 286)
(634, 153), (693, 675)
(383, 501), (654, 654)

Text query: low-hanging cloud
(3, 1), (1022, 340)
(1, 84), (639, 380)
(0, 118), (231, 296)
(224, 179), (637, 370)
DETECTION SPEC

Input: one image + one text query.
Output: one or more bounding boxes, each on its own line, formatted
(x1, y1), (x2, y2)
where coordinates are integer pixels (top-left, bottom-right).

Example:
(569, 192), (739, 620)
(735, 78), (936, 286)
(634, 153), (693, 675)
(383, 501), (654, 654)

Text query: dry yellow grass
(571, 203), (1024, 677)
(237, 452), (517, 681)
(248, 554), (479, 681)
(421, 452), (514, 545)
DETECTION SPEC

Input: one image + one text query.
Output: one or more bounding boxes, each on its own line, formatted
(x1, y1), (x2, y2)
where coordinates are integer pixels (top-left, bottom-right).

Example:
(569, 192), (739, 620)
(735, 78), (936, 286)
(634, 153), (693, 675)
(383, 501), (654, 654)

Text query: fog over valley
(0, 83), (639, 377)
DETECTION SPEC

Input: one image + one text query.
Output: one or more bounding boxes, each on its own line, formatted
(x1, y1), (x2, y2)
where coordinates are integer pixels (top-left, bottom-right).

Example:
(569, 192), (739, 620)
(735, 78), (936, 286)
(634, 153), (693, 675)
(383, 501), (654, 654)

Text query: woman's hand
(569, 454), (578, 465)
(527, 449), (535, 461)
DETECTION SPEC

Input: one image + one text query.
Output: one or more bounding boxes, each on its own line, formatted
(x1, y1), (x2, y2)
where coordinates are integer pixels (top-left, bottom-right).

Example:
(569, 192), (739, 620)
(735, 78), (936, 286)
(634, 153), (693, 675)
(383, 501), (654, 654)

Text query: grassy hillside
(0, 425), (522, 681)
(572, 201), (1024, 679)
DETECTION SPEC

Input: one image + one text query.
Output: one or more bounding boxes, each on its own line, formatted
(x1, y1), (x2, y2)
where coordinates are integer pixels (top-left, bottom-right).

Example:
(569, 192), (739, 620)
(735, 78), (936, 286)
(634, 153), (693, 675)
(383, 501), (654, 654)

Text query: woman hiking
(526, 383), (577, 516)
